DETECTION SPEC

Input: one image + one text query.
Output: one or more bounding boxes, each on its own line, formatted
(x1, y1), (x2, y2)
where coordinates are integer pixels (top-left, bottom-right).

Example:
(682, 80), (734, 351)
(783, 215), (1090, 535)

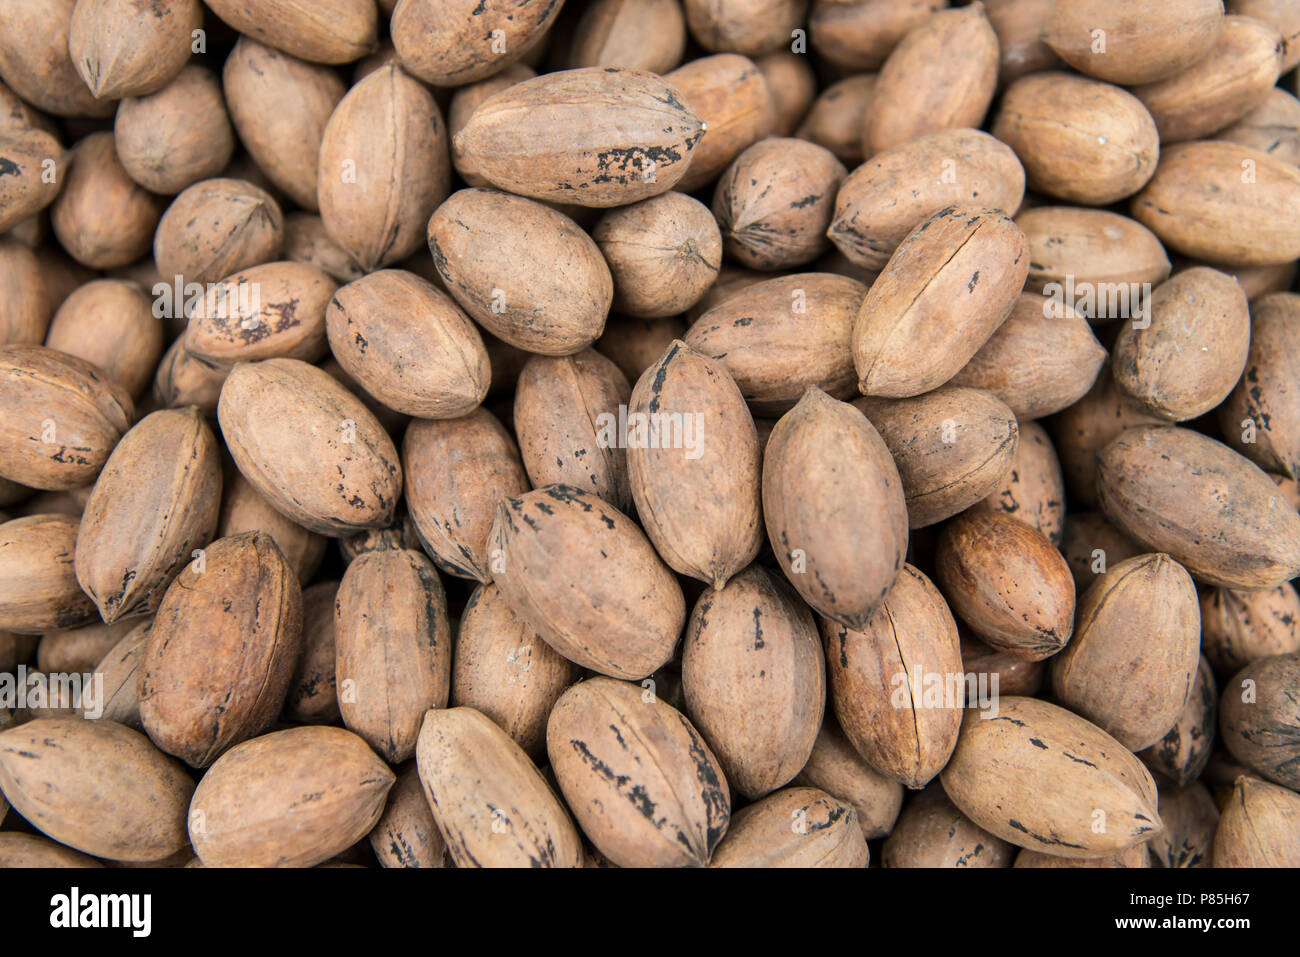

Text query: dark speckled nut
(1219, 652), (1300, 791)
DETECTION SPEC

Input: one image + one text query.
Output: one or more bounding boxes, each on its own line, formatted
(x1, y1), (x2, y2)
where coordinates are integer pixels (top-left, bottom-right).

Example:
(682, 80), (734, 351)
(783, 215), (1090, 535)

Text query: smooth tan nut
(0, 718), (194, 861)
(1052, 554), (1201, 751)
(958, 629), (1046, 698)
(823, 564), (962, 789)
(951, 293), (1106, 420)
(513, 349), (632, 510)
(1149, 781), (1218, 868)
(0, 241), (53, 345)
(863, 4), (999, 156)
(627, 341), (763, 589)
(1212, 775), (1300, 866)
(0, 126), (66, 235)
(1200, 583), (1300, 678)
(985, 0), (1060, 83)
(392, 0), (562, 85)
(547, 676), (731, 867)
(882, 785), (1015, 868)
(710, 786), (868, 868)
(417, 706), (582, 868)
(596, 315), (688, 385)
(84, 620), (151, 728)
(222, 38), (345, 211)
(1132, 141), (1300, 267)
(402, 407), (529, 583)
(68, 0), (201, 100)
(490, 485), (685, 680)
(0, 515), (96, 634)
(853, 205), (1029, 398)
(683, 566), (825, 798)
(1219, 292), (1300, 479)
(0, 0), (117, 117)
(1112, 267), (1250, 422)
(188, 725), (394, 868)
(972, 420), (1066, 544)
(217, 358), (402, 537)
(204, 0), (377, 64)
(1045, 0), (1225, 85)
(1130, 16), (1282, 145)
(451, 582), (576, 758)
(796, 74), (875, 165)
(369, 764), (448, 869)
(335, 548), (450, 763)
(855, 386), (1019, 529)
(45, 279), (165, 398)
(794, 716), (904, 839)
(942, 696), (1163, 858)
(754, 51), (815, 136)
(992, 72), (1159, 205)
(38, 619), (129, 674)
(51, 133), (163, 271)
(217, 469), (326, 587)
(1096, 425), (1300, 589)
(1138, 655), (1218, 788)
(935, 510), (1075, 661)
(1219, 652), (1300, 790)
(569, 0), (688, 73)
(1061, 512), (1143, 595)
(454, 68), (705, 207)
(326, 269), (489, 419)
(282, 213), (365, 284)
(593, 192), (722, 319)
(665, 54), (773, 194)
(712, 137), (845, 270)
(829, 128), (1024, 273)
(0, 832), (103, 868)
(763, 388), (908, 629)
(318, 64), (450, 272)
(0, 344), (133, 491)
(810, 0), (944, 72)
(684, 0), (807, 57)
(429, 189), (612, 356)
(447, 64), (537, 188)
(154, 179), (285, 288)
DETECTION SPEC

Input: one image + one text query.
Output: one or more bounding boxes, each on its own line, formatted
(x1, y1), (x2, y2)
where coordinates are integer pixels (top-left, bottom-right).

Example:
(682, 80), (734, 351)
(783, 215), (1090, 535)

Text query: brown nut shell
(710, 786), (868, 868)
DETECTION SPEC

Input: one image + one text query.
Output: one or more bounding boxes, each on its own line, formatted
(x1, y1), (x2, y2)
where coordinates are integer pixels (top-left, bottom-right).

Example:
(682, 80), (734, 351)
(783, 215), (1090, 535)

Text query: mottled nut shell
(217, 358), (402, 536)
(713, 138), (846, 270)
(683, 566), (824, 798)
(1220, 292), (1300, 478)
(992, 72), (1159, 205)
(985, 0), (1060, 83)
(1211, 775), (1300, 867)
(0, 240), (53, 344)
(1215, 86), (1300, 164)
(1199, 583), (1300, 678)
(547, 676), (730, 867)
(711, 786), (868, 868)
(1138, 655), (1218, 788)
(627, 341), (763, 588)
(282, 213), (365, 284)
(326, 269), (489, 418)
(0, 515), (96, 633)
(763, 388), (908, 629)
(592, 192), (722, 319)
(1149, 781), (1218, 868)
(1096, 425), (1300, 589)
(217, 469), (325, 586)
(0, 718), (194, 862)
(429, 189), (612, 355)
(810, 0), (944, 72)
(451, 583), (577, 758)
(935, 510), (1075, 661)
(1132, 141), (1300, 267)
(1051, 554), (1200, 751)
(684, 0), (808, 57)
(685, 273), (866, 415)
(951, 293), (1106, 419)
(1061, 511), (1144, 595)
(1045, 0), (1224, 85)
(1131, 16), (1282, 145)
(941, 696), (1163, 859)
(453, 68), (705, 207)
(68, 0), (202, 100)
(794, 716), (904, 839)
(204, 0), (377, 64)
(403, 407), (529, 583)
(1219, 653), (1300, 790)
(1113, 268), (1250, 422)
(823, 564), (962, 789)
(45, 279), (165, 398)
(597, 315), (688, 385)
(369, 764), (448, 868)
(392, 0), (562, 85)
(666, 54), (772, 193)
(85, 620), (151, 728)
(958, 629), (1046, 698)
(829, 128), (1024, 273)
(855, 386), (1019, 529)
(796, 74), (876, 165)
(447, 64), (536, 188)
(0, 345), (134, 491)
(284, 580), (340, 724)
(51, 133), (163, 270)
(0, 126), (66, 234)
(154, 179), (285, 287)
(1015, 844), (1150, 868)
(569, 0), (688, 73)
(153, 340), (227, 419)
(139, 531), (303, 767)
(189, 726), (394, 868)
(882, 785), (1015, 868)
(513, 349), (632, 510)
(0, 0), (117, 117)
(864, 5), (999, 155)
(972, 420), (1066, 544)
(222, 38), (346, 211)
(490, 485), (685, 680)
(853, 205), (1029, 398)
